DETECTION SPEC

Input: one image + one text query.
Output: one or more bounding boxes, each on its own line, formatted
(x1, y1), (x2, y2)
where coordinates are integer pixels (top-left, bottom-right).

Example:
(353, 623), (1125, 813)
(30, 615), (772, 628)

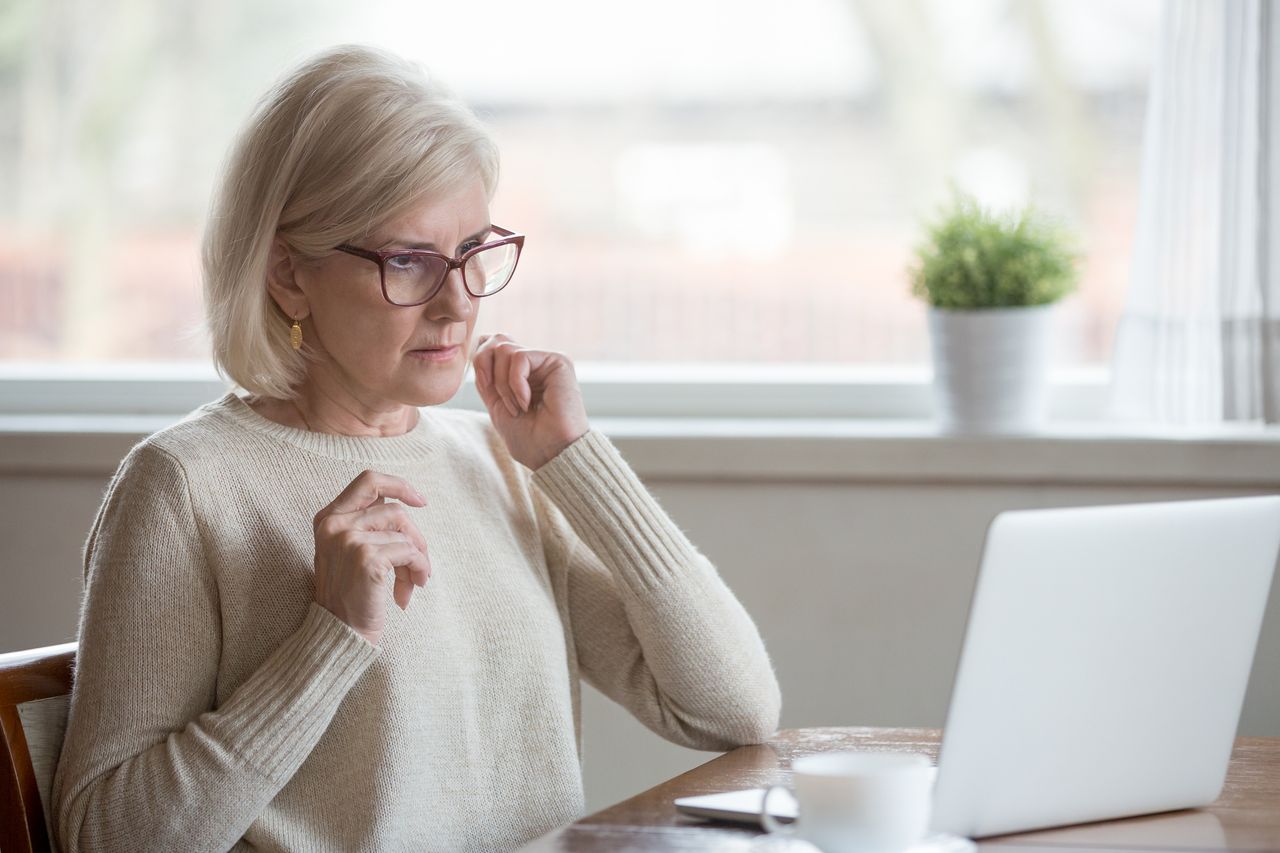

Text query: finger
(475, 335), (520, 416)
(389, 550), (430, 612)
(515, 349), (561, 410)
(472, 345), (492, 390)
(507, 348), (532, 412)
(353, 503), (430, 554)
(474, 332), (510, 359)
(475, 359), (509, 421)
(473, 350), (500, 409)
(319, 470), (427, 520)
(491, 344), (520, 417)
(374, 540), (433, 585)
(474, 347), (508, 414)
(389, 552), (432, 609)
(389, 555), (430, 607)
(393, 569), (414, 610)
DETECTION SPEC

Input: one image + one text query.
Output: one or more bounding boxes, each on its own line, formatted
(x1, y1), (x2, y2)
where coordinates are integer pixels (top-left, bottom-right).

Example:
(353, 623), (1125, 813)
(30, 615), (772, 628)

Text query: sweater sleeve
(529, 428), (781, 751)
(52, 441), (379, 853)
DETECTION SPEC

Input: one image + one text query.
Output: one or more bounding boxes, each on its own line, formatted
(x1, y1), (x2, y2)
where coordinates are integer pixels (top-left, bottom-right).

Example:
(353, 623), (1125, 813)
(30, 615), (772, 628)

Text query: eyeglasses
(334, 225), (524, 307)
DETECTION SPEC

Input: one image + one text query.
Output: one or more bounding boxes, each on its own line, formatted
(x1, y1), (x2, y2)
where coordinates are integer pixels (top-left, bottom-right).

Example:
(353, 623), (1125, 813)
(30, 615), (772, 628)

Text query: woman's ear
(265, 236), (309, 320)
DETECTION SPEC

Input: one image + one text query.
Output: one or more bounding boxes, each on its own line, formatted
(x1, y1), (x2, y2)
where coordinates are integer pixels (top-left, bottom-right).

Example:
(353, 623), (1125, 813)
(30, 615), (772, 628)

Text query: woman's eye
(461, 241), (482, 253)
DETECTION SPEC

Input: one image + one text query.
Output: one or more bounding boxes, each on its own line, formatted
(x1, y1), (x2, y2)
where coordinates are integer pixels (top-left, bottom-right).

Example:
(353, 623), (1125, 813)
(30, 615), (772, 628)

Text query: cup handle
(759, 784), (795, 835)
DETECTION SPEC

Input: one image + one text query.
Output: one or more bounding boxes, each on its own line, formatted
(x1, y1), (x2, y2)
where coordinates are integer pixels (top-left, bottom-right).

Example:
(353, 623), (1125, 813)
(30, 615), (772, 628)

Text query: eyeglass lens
(384, 243), (519, 305)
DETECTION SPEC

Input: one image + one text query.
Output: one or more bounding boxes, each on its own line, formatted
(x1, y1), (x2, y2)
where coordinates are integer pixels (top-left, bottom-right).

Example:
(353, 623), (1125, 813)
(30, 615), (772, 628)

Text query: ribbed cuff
(531, 429), (708, 596)
(209, 603), (379, 783)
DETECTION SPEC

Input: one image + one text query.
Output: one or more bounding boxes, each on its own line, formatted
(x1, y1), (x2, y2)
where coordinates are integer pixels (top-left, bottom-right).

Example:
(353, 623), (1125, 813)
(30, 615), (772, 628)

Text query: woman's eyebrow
(379, 225), (492, 251)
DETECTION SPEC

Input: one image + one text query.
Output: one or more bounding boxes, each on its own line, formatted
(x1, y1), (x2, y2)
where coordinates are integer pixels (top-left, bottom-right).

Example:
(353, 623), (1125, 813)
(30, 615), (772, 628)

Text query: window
(1, 0), (1159, 382)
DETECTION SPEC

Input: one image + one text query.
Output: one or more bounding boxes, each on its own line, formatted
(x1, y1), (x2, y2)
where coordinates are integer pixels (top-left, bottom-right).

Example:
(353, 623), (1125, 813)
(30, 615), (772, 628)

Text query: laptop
(675, 495), (1280, 839)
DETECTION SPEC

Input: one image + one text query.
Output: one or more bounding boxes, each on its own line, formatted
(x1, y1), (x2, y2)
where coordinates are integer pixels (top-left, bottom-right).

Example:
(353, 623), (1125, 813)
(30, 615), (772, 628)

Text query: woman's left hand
(471, 333), (590, 470)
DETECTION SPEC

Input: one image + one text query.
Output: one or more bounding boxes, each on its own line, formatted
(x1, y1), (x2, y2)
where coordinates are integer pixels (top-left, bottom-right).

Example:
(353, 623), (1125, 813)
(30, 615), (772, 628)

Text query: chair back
(0, 643), (76, 853)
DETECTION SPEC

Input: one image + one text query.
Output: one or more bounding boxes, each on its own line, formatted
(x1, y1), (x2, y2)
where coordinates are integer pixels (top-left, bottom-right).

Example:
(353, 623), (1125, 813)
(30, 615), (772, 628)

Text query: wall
(2, 421), (1279, 813)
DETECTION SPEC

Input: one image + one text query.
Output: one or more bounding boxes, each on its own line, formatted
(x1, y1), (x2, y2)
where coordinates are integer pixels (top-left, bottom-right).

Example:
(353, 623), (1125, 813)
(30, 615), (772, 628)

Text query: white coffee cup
(759, 751), (936, 853)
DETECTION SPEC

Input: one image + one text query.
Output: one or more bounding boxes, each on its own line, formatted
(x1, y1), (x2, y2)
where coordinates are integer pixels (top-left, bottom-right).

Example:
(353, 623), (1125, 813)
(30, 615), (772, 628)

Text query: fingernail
(413, 489), (427, 503)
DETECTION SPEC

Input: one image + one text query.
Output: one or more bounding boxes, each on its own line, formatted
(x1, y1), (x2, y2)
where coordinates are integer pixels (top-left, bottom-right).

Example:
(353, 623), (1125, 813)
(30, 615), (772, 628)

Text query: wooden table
(518, 727), (1280, 851)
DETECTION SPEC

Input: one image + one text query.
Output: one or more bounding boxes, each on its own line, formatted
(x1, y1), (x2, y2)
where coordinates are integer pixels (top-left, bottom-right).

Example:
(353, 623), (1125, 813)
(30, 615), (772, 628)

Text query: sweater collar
(211, 391), (448, 462)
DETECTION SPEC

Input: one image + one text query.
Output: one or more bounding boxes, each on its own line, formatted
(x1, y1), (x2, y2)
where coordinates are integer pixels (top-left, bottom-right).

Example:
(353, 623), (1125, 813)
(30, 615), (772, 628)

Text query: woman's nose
(428, 267), (474, 320)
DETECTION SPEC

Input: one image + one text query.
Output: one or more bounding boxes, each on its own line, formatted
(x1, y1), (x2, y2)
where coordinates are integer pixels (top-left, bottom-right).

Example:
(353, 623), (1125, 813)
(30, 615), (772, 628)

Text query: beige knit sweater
(50, 392), (780, 852)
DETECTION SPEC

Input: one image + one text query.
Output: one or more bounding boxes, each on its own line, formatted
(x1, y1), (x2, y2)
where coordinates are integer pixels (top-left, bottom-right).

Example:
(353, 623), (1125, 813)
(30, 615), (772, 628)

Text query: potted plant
(909, 192), (1079, 434)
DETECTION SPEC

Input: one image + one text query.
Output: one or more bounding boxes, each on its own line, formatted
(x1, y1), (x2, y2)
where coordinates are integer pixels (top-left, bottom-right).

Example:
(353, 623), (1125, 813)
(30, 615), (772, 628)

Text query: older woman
(51, 44), (780, 853)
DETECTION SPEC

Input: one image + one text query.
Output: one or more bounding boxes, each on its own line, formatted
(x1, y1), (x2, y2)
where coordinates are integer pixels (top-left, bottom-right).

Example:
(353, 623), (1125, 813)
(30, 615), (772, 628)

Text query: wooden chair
(0, 643), (75, 853)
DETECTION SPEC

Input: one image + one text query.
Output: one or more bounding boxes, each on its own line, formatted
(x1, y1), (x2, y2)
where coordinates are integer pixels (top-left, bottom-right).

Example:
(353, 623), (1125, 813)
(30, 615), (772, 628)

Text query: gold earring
(290, 317), (303, 351)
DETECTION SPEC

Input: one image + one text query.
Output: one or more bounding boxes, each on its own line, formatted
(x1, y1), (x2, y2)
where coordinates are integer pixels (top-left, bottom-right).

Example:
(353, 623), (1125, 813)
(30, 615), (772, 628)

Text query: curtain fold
(1110, 0), (1280, 425)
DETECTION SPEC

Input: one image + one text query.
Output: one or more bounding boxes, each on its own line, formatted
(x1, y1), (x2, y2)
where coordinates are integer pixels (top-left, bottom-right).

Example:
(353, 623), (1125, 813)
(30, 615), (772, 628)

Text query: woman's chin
(401, 372), (464, 407)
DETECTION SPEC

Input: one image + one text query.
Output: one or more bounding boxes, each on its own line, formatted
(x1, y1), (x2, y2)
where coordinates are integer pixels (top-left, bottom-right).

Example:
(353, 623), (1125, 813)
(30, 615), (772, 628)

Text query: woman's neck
(247, 382), (420, 438)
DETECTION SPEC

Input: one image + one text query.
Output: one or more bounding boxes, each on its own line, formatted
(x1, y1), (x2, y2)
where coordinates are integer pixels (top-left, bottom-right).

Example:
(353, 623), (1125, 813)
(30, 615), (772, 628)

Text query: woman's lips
(408, 345), (460, 362)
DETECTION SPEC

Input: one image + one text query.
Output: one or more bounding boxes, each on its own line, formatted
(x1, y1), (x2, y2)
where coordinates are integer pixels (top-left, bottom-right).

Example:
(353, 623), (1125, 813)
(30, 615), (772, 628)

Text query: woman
(51, 44), (781, 853)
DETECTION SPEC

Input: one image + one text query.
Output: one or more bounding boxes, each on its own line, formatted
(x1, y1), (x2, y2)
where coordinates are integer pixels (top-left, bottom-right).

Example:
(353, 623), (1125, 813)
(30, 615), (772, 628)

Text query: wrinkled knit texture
(51, 392), (781, 853)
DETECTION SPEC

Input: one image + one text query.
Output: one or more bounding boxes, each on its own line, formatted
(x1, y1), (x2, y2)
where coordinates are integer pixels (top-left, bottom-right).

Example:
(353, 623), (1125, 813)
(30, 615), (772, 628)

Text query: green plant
(909, 192), (1079, 309)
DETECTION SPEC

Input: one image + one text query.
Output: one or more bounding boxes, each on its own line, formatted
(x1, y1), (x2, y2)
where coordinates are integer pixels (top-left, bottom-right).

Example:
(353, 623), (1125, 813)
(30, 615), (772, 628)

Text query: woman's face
(295, 177), (490, 410)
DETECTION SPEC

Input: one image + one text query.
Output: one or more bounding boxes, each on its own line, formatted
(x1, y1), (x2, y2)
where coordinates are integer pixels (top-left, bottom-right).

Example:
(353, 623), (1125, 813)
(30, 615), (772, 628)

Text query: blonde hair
(201, 44), (500, 399)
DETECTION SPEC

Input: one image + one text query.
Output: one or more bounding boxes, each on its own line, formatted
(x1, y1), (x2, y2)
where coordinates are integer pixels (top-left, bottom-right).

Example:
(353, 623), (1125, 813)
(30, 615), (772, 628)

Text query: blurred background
(9, 0), (1280, 820)
(0, 0), (1158, 370)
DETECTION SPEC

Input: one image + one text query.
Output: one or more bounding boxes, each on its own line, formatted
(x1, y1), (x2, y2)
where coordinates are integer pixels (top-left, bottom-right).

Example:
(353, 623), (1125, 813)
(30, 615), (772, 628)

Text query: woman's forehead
(376, 223), (493, 251)
(373, 181), (490, 246)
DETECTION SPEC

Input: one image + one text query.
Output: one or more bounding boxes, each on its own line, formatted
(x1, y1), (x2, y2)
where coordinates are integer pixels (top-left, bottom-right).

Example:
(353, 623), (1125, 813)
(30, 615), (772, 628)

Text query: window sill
(3, 363), (1277, 485)
(0, 361), (1109, 419)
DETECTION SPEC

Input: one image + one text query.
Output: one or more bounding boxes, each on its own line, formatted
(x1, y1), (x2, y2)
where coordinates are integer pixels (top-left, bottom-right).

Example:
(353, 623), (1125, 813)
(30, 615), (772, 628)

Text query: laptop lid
(930, 495), (1280, 838)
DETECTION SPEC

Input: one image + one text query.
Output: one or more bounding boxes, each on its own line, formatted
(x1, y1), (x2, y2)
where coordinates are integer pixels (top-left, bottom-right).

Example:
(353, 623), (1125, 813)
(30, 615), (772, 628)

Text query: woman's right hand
(312, 470), (432, 646)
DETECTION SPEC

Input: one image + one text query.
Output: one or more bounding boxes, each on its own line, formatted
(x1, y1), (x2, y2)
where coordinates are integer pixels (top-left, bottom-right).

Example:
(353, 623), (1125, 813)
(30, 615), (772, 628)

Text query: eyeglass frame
(333, 225), (525, 307)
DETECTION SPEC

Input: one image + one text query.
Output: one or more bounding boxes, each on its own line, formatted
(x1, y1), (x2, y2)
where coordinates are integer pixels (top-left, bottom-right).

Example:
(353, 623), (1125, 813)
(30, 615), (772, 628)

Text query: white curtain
(1110, 0), (1280, 425)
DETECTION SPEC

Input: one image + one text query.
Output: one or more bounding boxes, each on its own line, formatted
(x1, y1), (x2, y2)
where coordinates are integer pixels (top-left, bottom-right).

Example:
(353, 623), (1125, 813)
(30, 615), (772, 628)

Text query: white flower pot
(926, 304), (1056, 434)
